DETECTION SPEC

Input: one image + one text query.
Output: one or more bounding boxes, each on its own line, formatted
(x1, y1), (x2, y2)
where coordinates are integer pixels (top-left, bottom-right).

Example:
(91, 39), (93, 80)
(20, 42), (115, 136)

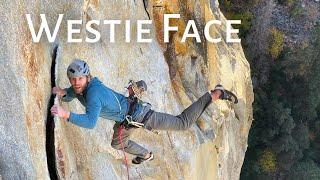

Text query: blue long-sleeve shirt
(62, 77), (142, 129)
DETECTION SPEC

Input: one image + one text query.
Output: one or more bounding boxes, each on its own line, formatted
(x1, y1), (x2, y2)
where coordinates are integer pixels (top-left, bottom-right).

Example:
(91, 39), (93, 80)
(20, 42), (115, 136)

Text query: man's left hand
(51, 104), (70, 119)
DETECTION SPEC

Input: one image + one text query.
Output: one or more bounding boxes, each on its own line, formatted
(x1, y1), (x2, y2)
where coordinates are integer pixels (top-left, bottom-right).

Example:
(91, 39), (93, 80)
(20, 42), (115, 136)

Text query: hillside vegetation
(219, 0), (320, 179)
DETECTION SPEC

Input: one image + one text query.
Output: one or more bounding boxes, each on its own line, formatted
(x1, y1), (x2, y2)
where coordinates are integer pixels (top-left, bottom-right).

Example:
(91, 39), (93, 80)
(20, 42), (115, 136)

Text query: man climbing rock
(50, 59), (238, 164)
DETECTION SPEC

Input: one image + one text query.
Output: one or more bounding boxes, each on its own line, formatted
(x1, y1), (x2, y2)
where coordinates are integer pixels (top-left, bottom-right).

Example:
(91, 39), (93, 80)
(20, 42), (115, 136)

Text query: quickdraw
(123, 115), (144, 128)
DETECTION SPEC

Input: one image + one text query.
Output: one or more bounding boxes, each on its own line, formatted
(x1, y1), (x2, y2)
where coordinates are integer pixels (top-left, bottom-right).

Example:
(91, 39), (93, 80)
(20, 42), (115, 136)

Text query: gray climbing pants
(111, 92), (212, 158)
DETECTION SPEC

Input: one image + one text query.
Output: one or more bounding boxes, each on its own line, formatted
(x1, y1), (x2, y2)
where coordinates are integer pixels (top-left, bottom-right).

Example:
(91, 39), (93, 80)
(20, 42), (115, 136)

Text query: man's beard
(73, 80), (88, 94)
(73, 86), (85, 94)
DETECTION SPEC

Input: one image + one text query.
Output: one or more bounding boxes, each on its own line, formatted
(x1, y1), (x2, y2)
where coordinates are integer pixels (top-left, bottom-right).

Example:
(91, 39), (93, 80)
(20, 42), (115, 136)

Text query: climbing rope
(119, 125), (130, 180)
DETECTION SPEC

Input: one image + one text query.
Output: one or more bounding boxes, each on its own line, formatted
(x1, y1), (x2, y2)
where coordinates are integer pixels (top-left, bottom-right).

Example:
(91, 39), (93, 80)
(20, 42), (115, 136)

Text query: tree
(287, 160), (320, 180)
(281, 26), (320, 121)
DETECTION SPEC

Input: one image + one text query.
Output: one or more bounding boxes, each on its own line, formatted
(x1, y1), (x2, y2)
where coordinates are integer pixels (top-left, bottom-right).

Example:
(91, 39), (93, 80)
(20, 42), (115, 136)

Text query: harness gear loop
(120, 79), (150, 129)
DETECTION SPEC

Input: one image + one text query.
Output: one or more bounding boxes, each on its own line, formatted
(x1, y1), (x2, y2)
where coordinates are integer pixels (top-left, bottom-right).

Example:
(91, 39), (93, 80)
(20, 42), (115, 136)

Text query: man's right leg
(143, 92), (213, 130)
(111, 123), (149, 158)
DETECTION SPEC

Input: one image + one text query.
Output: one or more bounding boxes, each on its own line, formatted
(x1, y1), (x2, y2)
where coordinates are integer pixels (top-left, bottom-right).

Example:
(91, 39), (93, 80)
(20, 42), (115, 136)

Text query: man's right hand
(52, 87), (66, 97)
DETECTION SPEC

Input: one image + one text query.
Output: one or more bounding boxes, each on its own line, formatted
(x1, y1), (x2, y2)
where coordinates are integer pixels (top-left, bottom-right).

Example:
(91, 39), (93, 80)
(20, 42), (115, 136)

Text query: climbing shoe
(132, 152), (154, 164)
(212, 85), (238, 104)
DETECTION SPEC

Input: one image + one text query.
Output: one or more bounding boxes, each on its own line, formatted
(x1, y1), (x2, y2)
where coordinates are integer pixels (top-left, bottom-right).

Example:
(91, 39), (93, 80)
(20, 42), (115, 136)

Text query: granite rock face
(0, 0), (253, 179)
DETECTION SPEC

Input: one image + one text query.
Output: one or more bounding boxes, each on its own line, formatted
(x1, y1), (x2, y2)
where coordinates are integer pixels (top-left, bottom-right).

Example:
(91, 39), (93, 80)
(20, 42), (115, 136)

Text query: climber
(50, 59), (238, 164)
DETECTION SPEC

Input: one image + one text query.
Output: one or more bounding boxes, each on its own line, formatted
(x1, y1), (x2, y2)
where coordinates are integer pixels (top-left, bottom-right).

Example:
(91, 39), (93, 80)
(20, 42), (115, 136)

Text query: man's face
(69, 76), (88, 94)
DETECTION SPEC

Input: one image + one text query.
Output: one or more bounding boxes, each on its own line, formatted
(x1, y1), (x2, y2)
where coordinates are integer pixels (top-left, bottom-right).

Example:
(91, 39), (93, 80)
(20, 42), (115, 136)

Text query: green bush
(268, 27), (285, 59)
(232, 12), (253, 37)
(224, 0), (232, 11)
(290, 5), (303, 17)
(277, 0), (302, 18)
(258, 149), (277, 173)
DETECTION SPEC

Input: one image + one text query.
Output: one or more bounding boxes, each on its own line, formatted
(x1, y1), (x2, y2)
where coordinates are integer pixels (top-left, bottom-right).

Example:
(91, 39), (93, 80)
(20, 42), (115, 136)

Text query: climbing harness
(120, 80), (148, 129)
(117, 80), (149, 179)
(120, 96), (144, 129)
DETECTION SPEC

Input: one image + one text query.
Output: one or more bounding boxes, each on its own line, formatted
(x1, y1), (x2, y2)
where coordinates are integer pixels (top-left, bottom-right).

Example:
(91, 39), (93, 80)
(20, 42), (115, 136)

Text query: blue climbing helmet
(67, 59), (90, 78)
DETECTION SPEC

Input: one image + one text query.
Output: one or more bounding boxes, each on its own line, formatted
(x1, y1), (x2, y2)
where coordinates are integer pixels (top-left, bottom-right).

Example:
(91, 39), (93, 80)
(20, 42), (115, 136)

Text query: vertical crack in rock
(143, 0), (151, 20)
(45, 45), (59, 180)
